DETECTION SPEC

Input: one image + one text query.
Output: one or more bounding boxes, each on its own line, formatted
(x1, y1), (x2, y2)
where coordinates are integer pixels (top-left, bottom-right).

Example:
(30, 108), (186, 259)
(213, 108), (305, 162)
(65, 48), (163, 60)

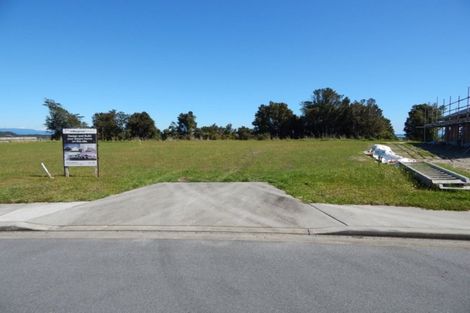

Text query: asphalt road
(1, 237), (469, 313)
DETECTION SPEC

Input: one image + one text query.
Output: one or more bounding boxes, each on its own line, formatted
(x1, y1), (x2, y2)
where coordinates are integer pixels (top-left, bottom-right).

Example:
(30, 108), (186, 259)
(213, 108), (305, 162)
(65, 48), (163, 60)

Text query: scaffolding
(423, 87), (470, 146)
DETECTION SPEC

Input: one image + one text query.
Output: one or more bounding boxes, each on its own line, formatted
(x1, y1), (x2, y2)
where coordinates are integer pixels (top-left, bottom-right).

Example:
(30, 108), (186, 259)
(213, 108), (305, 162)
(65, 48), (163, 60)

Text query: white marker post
(41, 162), (54, 179)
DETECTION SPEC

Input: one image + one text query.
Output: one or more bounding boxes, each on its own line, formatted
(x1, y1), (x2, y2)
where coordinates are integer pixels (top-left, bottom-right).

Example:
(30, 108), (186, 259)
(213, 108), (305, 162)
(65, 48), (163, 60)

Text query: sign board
(62, 129), (98, 170)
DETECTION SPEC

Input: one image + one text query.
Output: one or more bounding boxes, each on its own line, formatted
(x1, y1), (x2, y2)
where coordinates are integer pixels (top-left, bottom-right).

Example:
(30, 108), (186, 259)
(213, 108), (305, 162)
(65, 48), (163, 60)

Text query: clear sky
(1, 0), (469, 133)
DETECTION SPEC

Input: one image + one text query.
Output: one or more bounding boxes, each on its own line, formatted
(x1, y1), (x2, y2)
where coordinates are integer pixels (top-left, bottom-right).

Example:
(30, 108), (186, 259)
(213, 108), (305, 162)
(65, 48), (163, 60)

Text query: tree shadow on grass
(409, 142), (470, 160)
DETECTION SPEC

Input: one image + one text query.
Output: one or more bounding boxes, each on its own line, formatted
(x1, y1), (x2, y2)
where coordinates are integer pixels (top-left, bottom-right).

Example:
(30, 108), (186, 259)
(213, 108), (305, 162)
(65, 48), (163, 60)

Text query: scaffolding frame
(422, 87), (470, 146)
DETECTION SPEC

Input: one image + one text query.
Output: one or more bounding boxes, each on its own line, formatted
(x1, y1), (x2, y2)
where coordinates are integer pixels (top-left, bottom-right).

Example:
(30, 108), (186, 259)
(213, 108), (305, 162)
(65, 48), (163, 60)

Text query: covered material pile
(365, 144), (415, 164)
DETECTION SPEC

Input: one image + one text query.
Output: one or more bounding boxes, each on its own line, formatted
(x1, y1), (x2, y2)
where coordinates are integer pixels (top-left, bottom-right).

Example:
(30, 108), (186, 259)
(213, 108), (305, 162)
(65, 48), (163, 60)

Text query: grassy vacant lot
(0, 140), (469, 210)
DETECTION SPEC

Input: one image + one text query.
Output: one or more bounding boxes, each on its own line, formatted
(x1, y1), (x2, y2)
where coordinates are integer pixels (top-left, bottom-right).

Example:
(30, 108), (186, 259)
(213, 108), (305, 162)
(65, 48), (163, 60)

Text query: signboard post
(62, 128), (99, 177)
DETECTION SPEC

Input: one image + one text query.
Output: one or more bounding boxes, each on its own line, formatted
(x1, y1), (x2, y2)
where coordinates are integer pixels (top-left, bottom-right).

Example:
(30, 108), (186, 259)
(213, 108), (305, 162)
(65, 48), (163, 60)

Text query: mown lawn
(0, 140), (469, 210)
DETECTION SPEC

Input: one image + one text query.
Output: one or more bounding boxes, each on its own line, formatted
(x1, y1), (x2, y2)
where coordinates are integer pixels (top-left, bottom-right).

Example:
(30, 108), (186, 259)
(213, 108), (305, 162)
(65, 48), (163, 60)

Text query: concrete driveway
(26, 182), (341, 233)
(0, 182), (469, 239)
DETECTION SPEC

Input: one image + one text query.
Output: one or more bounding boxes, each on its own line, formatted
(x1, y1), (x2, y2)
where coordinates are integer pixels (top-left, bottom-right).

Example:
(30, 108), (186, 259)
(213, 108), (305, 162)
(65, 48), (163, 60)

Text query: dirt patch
(349, 155), (368, 162)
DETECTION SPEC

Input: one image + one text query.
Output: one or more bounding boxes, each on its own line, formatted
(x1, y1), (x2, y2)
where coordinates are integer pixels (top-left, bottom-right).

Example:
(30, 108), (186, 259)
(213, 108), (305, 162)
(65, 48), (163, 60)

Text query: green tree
(301, 89), (395, 139)
(126, 112), (159, 139)
(364, 99), (396, 139)
(92, 110), (129, 140)
(162, 122), (178, 140)
(236, 126), (254, 140)
(115, 111), (130, 138)
(404, 104), (442, 141)
(301, 88), (345, 137)
(195, 123), (235, 140)
(177, 111), (197, 139)
(43, 98), (87, 140)
(222, 124), (236, 139)
(198, 124), (221, 140)
(347, 99), (396, 139)
(253, 102), (296, 139)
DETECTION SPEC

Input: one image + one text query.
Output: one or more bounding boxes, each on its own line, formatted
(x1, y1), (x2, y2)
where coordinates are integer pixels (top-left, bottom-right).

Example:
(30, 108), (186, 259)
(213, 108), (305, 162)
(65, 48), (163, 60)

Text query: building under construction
(424, 88), (470, 146)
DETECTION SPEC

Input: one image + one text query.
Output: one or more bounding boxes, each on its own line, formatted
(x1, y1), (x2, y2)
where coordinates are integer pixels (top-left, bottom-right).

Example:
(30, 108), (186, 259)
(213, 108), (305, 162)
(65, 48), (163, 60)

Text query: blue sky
(1, 0), (469, 133)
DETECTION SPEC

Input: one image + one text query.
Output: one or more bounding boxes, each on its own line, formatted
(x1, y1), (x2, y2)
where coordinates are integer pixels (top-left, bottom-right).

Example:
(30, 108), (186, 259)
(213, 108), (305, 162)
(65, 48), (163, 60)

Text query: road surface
(0, 235), (469, 313)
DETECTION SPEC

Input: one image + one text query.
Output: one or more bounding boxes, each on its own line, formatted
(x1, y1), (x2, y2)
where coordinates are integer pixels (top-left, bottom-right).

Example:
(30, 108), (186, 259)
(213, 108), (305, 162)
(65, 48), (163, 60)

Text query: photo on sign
(64, 143), (97, 161)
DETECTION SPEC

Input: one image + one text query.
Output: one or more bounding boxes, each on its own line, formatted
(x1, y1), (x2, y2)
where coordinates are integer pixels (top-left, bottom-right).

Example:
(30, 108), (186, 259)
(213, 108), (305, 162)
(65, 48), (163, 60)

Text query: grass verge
(0, 140), (469, 210)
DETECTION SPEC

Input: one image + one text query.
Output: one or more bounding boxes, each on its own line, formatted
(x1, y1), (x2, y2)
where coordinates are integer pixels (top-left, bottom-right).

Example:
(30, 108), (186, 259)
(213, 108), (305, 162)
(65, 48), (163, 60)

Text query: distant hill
(0, 131), (16, 137)
(0, 128), (52, 136)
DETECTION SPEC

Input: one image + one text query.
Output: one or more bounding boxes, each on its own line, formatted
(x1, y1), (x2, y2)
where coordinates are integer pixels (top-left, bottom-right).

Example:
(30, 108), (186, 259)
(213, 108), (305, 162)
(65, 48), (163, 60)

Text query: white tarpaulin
(365, 144), (415, 164)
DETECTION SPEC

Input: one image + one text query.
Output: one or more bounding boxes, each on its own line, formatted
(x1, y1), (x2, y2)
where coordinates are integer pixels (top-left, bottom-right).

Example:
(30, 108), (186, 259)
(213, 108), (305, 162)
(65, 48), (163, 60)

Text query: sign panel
(63, 128), (98, 167)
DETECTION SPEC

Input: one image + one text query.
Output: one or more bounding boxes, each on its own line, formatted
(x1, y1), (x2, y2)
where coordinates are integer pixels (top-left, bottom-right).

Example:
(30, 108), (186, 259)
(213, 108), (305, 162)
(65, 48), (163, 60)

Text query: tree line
(44, 88), (397, 141)
(404, 104), (443, 141)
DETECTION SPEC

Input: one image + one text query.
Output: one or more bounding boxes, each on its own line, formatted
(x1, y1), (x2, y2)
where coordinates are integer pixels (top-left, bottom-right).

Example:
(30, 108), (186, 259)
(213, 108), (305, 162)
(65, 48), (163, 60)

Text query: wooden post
(62, 130), (67, 177)
(95, 136), (100, 177)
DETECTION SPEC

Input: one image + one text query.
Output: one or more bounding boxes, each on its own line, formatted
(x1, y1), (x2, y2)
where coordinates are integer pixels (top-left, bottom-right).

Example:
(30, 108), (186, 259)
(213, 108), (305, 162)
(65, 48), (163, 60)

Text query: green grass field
(1, 140), (469, 210)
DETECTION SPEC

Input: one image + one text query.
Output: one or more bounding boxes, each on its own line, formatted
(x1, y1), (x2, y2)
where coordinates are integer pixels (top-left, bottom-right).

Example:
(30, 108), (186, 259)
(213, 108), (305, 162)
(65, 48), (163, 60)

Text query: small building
(0, 136), (38, 143)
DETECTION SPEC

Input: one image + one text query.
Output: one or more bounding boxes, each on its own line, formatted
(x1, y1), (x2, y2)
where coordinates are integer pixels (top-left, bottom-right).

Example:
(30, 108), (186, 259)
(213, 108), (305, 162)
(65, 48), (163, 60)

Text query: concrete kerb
(1, 222), (470, 241)
(50, 225), (311, 235)
(317, 227), (470, 241)
(0, 221), (57, 232)
(0, 223), (310, 235)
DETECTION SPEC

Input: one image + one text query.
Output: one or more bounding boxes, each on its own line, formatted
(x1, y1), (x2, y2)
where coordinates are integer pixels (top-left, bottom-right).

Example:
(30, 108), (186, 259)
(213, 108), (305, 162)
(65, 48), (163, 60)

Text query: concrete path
(312, 203), (470, 239)
(0, 182), (469, 239)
